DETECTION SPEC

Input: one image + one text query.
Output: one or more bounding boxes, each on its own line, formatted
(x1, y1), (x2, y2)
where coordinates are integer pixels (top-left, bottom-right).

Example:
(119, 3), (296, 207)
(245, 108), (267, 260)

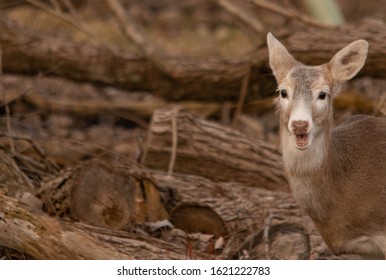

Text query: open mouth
(295, 133), (308, 148)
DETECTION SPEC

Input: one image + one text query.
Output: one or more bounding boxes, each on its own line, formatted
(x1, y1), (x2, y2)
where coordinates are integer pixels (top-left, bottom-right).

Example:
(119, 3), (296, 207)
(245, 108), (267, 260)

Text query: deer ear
(328, 40), (368, 83)
(267, 33), (298, 82)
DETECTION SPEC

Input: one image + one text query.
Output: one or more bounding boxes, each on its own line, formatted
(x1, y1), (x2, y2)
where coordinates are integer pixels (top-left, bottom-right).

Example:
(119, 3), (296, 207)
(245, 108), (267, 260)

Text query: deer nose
(292, 120), (309, 134)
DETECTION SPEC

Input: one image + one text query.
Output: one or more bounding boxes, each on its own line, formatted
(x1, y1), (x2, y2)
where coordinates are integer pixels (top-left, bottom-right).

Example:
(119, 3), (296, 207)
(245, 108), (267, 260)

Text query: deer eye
(279, 89), (287, 98)
(318, 91), (327, 100)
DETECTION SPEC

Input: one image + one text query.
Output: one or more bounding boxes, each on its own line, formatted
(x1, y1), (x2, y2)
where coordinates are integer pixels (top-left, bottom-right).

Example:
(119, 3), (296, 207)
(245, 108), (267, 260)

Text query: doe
(267, 33), (386, 259)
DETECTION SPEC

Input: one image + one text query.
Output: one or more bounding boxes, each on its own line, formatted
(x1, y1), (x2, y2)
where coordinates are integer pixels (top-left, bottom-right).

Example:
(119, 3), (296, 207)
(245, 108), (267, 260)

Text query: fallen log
(3, 75), (382, 122)
(2, 17), (386, 101)
(36, 159), (310, 258)
(141, 108), (289, 192)
(0, 151), (203, 260)
(0, 17), (258, 101)
(36, 158), (360, 259)
(2, 75), (224, 118)
(0, 190), (202, 259)
(0, 147), (361, 260)
(283, 19), (386, 77)
(0, 192), (131, 259)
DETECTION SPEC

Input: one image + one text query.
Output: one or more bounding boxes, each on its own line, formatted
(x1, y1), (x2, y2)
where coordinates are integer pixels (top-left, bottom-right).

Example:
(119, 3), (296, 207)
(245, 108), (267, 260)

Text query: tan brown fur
(267, 33), (386, 258)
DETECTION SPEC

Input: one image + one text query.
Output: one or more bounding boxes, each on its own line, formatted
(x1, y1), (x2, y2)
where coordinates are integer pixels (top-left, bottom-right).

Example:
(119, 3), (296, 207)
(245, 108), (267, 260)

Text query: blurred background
(0, 0), (385, 183)
(0, 0), (385, 260)
(2, 0), (386, 57)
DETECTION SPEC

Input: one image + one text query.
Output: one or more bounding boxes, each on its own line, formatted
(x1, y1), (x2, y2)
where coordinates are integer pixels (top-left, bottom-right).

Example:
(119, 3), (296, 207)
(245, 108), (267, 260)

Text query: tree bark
(283, 19), (386, 77)
(2, 74), (226, 118)
(0, 149), (41, 208)
(0, 192), (129, 259)
(0, 17), (258, 101)
(35, 160), (315, 259)
(0, 191), (203, 259)
(141, 109), (289, 192)
(36, 161), (355, 259)
(2, 17), (386, 101)
(0, 149), (360, 259)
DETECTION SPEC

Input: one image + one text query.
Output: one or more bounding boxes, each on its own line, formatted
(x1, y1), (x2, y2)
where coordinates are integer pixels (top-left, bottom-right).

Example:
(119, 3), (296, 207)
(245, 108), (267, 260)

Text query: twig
(62, 0), (88, 28)
(0, 47), (15, 154)
(48, 0), (61, 12)
(248, 0), (334, 29)
(167, 108), (179, 176)
(263, 211), (273, 260)
(105, 0), (173, 76)
(232, 65), (252, 128)
(0, 132), (61, 173)
(215, 0), (265, 33)
(221, 102), (232, 125)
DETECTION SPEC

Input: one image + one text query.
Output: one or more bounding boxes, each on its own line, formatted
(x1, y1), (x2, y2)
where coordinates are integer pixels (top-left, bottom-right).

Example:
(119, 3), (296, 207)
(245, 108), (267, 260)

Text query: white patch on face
(286, 98), (314, 150)
(288, 99), (313, 134)
(315, 97), (328, 111)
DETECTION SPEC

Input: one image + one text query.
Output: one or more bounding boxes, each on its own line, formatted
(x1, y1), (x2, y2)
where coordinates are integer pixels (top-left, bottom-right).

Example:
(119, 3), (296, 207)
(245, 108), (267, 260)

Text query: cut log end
(70, 161), (136, 230)
(170, 202), (227, 237)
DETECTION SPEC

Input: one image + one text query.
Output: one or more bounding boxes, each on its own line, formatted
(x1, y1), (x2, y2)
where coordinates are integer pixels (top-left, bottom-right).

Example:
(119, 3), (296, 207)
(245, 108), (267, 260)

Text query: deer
(267, 33), (386, 259)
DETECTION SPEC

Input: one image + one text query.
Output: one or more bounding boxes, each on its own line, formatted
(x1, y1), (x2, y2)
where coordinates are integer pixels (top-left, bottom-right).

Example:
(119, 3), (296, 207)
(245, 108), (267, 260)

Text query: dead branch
(232, 65), (252, 127)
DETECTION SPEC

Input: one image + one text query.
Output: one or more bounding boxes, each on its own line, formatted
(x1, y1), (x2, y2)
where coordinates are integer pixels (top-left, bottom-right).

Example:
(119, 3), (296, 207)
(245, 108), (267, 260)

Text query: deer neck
(280, 119), (334, 220)
(280, 121), (332, 176)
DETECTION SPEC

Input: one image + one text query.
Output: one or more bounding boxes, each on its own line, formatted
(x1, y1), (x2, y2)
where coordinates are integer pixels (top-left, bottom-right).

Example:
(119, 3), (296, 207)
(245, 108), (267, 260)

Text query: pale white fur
(287, 99), (313, 133)
(345, 235), (386, 257)
(281, 129), (327, 175)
